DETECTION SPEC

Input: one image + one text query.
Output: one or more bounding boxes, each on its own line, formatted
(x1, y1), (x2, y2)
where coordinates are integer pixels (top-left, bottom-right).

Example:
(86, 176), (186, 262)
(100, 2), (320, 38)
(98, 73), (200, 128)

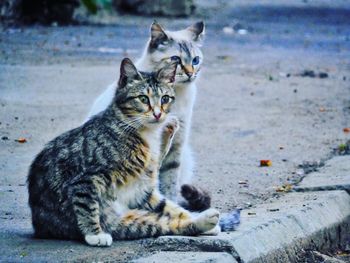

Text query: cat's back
(27, 120), (91, 194)
(28, 114), (147, 186)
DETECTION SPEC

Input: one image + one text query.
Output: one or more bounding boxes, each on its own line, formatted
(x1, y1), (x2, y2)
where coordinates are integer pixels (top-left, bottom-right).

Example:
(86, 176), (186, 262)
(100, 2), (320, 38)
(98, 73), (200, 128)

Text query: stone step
(132, 252), (237, 263)
(140, 190), (350, 263)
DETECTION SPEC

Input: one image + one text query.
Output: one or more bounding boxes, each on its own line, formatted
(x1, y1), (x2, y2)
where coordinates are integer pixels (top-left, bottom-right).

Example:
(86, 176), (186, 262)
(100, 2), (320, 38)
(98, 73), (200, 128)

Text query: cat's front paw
(85, 232), (112, 247)
(165, 117), (180, 136)
(194, 208), (220, 233)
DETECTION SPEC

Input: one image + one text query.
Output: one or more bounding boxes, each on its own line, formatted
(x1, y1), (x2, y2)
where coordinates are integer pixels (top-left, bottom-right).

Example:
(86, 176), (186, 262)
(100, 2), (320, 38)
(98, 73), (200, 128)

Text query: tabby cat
(27, 58), (220, 246)
(87, 22), (207, 208)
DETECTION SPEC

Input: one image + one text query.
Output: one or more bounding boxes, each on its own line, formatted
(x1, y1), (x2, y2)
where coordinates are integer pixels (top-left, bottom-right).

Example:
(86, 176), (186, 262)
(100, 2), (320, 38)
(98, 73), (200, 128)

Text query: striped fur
(28, 58), (220, 246)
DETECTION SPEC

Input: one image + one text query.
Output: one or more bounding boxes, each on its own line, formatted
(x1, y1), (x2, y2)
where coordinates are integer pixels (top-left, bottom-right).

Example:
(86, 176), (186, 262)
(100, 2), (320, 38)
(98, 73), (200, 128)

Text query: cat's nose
(186, 72), (193, 78)
(183, 65), (194, 78)
(153, 112), (162, 121)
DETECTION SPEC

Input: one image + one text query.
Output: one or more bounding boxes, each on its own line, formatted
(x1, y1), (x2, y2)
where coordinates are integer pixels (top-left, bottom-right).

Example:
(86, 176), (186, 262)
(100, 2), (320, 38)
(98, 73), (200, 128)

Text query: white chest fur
(141, 126), (162, 158)
(112, 175), (153, 215)
(112, 126), (162, 214)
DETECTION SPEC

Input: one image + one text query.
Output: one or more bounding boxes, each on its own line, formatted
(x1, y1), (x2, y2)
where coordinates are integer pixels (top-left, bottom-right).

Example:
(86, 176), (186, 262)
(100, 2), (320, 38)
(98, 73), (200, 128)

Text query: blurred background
(2, 0), (197, 24)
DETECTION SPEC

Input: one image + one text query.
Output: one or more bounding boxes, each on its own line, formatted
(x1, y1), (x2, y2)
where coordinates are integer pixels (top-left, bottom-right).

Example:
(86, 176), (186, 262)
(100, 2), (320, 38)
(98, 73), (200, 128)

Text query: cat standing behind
(27, 58), (220, 246)
(87, 22), (205, 205)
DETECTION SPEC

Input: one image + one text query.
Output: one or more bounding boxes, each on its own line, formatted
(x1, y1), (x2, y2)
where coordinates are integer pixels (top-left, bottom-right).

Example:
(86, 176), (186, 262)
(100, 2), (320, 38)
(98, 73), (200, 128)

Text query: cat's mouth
(176, 73), (196, 82)
(148, 118), (165, 125)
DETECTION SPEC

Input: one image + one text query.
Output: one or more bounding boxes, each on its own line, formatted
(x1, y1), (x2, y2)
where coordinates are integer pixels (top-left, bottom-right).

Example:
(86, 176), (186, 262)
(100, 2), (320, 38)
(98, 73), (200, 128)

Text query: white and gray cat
(87, 22), (205, 207)
(87, 22), (241, 231)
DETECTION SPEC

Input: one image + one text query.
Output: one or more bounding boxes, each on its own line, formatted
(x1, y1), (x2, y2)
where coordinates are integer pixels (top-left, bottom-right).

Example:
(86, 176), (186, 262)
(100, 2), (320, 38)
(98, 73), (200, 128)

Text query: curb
(135, 156), (350, 263)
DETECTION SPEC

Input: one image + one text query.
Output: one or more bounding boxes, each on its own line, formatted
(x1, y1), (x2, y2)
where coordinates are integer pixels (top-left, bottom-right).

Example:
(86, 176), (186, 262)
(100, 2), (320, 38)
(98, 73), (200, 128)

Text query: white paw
(85, 232), (112, 247)
(201, 225), (221, 236)
(194, 208), (220, 233)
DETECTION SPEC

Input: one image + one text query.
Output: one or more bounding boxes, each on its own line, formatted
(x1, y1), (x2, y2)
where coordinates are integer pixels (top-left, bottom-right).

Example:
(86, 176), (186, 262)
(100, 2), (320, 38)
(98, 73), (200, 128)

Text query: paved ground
(0, 0), (350, 261)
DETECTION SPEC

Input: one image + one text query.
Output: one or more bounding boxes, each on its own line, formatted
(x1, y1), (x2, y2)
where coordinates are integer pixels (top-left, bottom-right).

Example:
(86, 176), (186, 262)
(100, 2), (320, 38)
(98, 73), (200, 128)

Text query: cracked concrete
(295, 156), (350, 194)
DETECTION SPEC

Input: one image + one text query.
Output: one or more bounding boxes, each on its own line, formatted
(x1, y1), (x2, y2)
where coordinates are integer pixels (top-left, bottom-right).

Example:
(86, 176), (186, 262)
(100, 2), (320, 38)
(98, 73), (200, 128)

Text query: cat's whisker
(118, 117), (144, 135)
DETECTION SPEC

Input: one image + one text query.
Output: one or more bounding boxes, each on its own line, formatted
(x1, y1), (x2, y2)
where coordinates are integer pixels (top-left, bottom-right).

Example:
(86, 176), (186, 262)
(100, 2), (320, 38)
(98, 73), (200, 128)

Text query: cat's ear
(118, 58), (140, 87)
(150, 21), (169, 49)
(186, 21), (205, 42)
(157, 61), (178, 84)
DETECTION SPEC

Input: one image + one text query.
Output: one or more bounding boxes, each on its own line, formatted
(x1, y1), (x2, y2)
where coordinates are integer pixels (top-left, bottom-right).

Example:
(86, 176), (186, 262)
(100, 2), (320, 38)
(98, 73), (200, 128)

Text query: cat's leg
(147, 190), (219, 236)
(140, 190), (220, 236)
(99, 190), (220, 240)
(159, 126), (184, 200)
(105, 208), (220, 240)
(70, 176), (112, 247)
(178, 143), (194, 186)
(159, 116), (212, 214)
(177, 144), (211, 212)
(160, 126), (212, 212)
(159, 117), (180, 164)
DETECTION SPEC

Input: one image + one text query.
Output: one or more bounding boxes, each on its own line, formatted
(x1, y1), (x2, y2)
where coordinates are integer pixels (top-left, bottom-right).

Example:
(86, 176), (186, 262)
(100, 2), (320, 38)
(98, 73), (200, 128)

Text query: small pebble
(267, 208), (280, 212)
(318, 72), (328, 78)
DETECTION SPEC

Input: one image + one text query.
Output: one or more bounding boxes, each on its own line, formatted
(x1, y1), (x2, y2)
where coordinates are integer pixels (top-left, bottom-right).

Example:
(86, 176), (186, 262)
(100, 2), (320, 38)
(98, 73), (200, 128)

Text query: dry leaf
(15, 138), (27, 143)
(276, 184), (292, 192)
(260, 160), (272, 167)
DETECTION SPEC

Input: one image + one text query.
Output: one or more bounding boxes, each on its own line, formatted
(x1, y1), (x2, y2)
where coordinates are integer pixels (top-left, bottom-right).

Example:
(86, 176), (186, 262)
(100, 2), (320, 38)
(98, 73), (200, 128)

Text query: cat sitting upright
(87, 22), (209, 210)
(27, 58), (220, 246)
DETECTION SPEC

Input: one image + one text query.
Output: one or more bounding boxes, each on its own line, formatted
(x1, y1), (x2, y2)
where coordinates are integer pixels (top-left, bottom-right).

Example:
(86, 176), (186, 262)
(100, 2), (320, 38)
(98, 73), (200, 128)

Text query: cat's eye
(138, 95), (149, 105)
(161, 95), (171, 104)
(170, 56), (181, 63)
(192, 56), (200, 65)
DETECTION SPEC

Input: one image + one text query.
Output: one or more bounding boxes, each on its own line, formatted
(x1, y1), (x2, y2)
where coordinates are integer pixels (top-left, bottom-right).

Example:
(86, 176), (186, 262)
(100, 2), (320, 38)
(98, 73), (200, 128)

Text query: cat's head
(146, 21), (205, 83)
(115, 58), (177, 128)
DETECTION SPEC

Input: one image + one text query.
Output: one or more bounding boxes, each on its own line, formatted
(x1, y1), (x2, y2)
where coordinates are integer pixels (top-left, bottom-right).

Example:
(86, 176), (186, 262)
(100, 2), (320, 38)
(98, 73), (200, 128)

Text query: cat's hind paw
(201, 224), (221, 236)
(194, 208), (220, 233)
(85, 232), (112, 247)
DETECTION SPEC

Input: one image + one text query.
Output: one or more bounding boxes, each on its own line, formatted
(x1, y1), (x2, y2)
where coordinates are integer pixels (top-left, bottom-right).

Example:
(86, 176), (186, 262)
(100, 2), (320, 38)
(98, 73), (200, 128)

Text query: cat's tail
(180, 184), (240, 231)
(180, 184), (211, 212)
